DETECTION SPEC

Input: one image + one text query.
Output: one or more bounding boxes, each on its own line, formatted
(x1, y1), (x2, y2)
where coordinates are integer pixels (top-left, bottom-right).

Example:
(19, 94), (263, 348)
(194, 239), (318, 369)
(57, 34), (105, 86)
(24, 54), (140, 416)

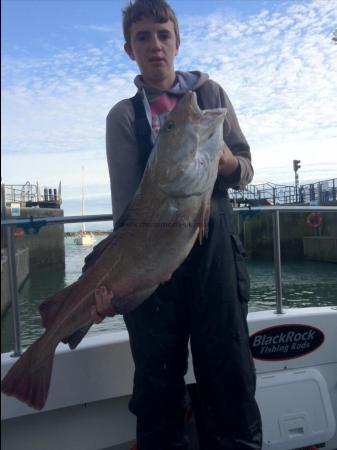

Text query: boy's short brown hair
(122, 0), (180, 47)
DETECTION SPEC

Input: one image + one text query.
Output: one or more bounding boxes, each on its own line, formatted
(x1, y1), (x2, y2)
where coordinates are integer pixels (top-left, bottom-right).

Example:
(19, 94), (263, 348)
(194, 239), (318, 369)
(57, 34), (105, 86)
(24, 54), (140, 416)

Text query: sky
(2, 0), (337, 222)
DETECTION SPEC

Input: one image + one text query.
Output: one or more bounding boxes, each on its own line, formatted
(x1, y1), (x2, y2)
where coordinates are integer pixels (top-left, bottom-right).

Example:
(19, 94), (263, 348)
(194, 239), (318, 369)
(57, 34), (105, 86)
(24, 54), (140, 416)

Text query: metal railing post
(1, 185), (22, 356)
(6, 226), (22, 356)
(272, 210), (284, 314)
(318, 183), (322, 205)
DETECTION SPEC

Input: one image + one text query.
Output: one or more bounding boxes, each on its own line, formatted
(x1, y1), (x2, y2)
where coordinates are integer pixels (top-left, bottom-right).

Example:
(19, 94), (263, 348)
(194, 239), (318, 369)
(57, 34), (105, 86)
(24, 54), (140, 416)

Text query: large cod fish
(1, 91), (227, 410)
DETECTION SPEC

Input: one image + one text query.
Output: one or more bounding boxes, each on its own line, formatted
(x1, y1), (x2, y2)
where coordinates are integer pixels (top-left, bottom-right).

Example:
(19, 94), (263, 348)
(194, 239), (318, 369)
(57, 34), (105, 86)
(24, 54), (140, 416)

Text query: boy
(91, 1), (262, 448)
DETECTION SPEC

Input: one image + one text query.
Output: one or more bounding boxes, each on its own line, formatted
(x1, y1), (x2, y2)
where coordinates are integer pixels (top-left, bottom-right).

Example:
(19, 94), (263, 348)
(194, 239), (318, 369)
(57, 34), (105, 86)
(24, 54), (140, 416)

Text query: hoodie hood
(134, 71), (209, 96)
(134, 71), (210, 145)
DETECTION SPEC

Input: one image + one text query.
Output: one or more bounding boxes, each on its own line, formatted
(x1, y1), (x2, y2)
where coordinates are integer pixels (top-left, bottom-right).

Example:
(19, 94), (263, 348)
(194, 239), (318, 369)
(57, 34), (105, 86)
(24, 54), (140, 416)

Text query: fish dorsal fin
(39, 282), (93, 349)
(39, 283), (77, 329)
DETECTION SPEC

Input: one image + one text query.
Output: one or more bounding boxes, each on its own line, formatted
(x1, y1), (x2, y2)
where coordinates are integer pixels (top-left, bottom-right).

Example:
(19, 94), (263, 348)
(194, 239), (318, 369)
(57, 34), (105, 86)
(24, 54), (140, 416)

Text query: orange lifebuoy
(14, 227), (25, 238)
(306, 212), (322, 228)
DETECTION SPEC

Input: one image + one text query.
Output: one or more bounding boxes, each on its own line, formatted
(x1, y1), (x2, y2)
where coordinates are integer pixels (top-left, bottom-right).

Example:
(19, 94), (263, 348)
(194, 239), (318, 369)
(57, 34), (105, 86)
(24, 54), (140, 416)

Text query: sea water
(1, 236), (336, 353)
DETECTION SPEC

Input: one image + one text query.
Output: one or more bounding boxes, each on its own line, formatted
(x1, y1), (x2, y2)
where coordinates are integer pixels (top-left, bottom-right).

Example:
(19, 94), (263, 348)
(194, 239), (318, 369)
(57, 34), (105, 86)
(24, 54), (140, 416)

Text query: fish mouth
(177, 91), (204, 122)
(183, 91), (227, 125)
(187, 91), (200, 115)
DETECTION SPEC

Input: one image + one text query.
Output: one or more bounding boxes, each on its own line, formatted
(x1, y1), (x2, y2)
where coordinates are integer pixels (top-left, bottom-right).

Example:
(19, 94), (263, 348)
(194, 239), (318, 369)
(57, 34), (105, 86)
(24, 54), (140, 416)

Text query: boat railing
(1, 205), (336, 357)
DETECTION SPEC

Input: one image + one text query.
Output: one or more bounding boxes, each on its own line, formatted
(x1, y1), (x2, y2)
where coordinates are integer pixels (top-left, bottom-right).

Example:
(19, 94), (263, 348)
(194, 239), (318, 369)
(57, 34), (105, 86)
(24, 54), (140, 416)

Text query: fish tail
(1, 336), (57, 410)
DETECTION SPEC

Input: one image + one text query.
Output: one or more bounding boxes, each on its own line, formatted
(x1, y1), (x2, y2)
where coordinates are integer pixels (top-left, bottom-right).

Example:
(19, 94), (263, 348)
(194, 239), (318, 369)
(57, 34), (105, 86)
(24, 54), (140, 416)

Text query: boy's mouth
(149, 57), (166, 63)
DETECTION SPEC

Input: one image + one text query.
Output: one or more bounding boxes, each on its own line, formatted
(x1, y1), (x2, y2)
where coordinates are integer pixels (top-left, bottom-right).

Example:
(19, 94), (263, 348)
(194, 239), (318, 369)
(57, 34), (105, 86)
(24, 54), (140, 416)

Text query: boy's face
(125, 17), (179, 90)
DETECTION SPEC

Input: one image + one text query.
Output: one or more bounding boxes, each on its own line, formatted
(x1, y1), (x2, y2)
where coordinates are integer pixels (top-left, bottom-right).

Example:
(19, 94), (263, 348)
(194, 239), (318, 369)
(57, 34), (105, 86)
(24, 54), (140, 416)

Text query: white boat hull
(2, 307), (337, 450)
(74, 233), (96, 246)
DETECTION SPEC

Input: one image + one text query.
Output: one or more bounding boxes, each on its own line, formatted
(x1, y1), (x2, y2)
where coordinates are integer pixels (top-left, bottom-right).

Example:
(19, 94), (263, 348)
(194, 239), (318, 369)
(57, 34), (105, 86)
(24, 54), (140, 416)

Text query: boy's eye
(134, 31), (172, 43)
(158, 32), (170, 41)
(136, 34), (148, 42)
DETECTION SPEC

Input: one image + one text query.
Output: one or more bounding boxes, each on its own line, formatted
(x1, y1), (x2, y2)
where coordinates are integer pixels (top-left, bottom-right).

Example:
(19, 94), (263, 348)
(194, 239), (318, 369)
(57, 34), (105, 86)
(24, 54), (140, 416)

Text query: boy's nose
(149, 34), (162, 51)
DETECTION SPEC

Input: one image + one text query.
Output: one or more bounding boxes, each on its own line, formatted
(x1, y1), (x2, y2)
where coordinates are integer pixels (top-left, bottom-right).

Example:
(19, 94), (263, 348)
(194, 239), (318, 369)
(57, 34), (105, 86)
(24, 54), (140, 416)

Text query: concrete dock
(235, 209), (337, 262)
(2, 207), (65, 271)
(1, 207), (65, 316)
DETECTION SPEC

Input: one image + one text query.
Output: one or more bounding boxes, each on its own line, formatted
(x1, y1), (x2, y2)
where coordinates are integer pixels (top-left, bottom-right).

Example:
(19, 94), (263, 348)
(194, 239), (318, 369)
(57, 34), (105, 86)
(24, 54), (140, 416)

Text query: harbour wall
(1, 207), (65, 316)
(1, 248), (30, 314)
(234, 210), (337, 262)
(303, 236), (337, 263)
(2, 207), (65, 271)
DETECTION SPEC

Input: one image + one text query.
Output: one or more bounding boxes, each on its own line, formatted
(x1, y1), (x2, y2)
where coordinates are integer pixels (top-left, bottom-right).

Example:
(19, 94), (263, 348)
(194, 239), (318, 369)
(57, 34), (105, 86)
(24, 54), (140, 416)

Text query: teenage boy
(91, 0), (262, 448)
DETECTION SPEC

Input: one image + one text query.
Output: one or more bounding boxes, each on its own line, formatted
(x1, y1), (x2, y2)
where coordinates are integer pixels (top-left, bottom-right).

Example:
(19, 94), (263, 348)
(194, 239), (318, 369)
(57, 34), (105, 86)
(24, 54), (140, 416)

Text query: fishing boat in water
(74, 226), (96, 246)
(1, 206), (337, 450)
(74, 166), (96, 247)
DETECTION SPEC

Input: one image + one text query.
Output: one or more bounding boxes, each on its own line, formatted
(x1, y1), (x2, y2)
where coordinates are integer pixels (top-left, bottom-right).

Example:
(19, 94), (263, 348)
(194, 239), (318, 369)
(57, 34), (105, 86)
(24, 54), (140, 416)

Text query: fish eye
(165, 120), (175, 131)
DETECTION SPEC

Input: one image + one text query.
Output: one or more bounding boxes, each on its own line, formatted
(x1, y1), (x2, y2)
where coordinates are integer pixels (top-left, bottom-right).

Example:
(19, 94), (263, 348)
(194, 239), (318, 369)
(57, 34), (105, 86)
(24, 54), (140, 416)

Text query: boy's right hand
(91, 285), (115, 323)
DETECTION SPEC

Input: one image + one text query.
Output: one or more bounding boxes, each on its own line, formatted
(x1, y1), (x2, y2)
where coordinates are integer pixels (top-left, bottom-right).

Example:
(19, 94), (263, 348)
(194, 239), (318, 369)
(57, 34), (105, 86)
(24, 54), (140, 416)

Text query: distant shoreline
(64, 231), (112, 236)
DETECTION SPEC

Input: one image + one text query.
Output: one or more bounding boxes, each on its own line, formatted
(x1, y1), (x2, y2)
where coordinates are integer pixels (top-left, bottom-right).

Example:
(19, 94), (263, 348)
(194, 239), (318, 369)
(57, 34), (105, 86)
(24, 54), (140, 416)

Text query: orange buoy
(306, 212), (322, 229)
(14, 227), (25, 238)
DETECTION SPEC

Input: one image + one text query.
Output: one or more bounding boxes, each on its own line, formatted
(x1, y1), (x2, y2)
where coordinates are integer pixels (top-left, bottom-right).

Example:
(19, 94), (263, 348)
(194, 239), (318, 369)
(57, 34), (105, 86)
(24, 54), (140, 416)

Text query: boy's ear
(175, 43), (180, 56)
(124, 42), (135, 61)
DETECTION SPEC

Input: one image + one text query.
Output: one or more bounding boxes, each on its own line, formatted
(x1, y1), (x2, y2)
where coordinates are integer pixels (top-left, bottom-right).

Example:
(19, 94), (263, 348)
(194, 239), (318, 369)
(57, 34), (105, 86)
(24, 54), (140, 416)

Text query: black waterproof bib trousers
(122, 91), (262, 450)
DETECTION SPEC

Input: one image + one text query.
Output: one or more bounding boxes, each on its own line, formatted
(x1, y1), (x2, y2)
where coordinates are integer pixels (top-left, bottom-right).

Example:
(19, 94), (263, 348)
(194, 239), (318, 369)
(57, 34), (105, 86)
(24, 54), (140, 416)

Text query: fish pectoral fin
(39, 282), (79, 329)
(159, 159), (210, 198)
(62, 323), (92, 350)
(198, 201), (211, 243)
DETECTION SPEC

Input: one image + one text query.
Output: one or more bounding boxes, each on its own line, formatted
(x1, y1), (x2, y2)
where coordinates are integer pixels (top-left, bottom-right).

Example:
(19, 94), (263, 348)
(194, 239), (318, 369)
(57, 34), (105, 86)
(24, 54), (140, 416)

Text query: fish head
(150, 91), (227, 197)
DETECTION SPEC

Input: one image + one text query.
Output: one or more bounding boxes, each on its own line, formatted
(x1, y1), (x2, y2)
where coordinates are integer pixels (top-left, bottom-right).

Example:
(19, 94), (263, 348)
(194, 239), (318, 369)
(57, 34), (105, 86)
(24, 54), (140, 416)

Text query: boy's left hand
(218, 142), (239, 176)
(91, 285), (115, 323)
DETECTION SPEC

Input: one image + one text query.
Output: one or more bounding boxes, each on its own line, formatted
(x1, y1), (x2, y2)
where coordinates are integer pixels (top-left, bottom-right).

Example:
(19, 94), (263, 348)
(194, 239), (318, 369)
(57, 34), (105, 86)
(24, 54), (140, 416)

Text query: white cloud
(73, 25), (115, 33)
(176, 0), (337, 183)
(2, 0), (337, 216)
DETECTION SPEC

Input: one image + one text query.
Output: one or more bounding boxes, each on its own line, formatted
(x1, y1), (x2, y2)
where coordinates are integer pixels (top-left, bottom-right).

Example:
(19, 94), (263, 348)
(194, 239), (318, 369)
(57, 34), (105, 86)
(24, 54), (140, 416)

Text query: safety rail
(229, 178), (337, 206)
(1, 205), (336, 357)
(2, 182), (62, 209)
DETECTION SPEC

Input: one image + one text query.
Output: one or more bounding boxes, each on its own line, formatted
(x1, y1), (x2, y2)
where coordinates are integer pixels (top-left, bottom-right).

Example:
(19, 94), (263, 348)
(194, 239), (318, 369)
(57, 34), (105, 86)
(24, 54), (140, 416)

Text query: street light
(293, 160), (301, 172)
(293, 160), (301, 202)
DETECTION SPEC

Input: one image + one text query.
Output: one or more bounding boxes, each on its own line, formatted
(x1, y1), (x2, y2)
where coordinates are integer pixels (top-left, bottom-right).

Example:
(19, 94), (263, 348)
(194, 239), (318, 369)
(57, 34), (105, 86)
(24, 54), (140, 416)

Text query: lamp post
(293, 159), (301, 203)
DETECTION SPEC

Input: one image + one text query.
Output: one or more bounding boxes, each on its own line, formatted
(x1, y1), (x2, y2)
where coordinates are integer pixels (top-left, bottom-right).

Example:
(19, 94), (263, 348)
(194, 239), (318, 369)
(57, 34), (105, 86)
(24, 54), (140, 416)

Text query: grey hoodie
(106, 71), (253, 223)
